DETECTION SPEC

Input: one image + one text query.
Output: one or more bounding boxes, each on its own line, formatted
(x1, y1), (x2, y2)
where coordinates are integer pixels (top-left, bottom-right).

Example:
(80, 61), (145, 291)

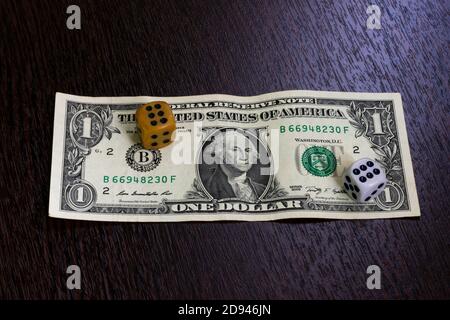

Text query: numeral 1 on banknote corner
(382, 187), (392, 203)
(371, 112), (384, 134)
(65, 180), (97, 211)
(75, 187), (84, 202)
(81, 116), (92, 138)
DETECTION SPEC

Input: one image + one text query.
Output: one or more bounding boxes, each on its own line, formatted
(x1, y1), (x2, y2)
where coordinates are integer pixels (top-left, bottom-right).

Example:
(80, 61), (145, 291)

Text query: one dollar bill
(49, 91), (420, 221)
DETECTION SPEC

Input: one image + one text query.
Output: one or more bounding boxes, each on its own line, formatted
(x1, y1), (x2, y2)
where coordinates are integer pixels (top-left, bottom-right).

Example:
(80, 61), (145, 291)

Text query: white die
(343, 158), (387, 203)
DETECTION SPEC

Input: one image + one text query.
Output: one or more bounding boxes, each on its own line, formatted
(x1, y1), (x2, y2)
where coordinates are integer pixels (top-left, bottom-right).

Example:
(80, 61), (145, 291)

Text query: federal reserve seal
(126, 143), (161, 172)
(301, 146), (336, 177)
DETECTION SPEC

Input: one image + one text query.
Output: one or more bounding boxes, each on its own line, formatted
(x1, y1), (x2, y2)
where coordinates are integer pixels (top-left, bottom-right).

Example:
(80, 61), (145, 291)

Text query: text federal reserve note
(49, 91), (420, 221)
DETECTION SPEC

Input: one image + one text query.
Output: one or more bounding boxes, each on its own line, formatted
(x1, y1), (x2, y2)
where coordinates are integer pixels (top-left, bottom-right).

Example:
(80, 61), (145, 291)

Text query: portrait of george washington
(198, 128), (271, 202)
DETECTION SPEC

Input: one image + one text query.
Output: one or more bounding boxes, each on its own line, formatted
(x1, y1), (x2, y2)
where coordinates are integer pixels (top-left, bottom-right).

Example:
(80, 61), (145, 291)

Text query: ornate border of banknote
(49, 91), (420, 221)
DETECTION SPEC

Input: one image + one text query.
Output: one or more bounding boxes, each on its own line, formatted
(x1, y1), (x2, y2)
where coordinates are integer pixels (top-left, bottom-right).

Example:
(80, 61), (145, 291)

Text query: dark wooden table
(0, 0), (448, 299)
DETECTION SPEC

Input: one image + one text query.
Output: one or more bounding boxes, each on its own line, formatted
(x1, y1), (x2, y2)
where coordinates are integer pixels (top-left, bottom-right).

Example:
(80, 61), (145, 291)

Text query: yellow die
(136, 101), (176, 150)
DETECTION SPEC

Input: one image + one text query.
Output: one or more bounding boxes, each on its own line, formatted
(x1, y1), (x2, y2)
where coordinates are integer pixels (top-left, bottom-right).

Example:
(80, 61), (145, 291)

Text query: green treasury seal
(301, 146), (336, 177)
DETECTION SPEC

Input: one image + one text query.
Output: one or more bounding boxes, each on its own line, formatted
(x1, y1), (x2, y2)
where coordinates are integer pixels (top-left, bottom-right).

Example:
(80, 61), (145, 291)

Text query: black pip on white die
(343, 158), (387, 203)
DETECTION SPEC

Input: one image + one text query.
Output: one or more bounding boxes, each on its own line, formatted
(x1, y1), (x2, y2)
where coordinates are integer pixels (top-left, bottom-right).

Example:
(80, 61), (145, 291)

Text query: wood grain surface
(0, 0), (448, 299)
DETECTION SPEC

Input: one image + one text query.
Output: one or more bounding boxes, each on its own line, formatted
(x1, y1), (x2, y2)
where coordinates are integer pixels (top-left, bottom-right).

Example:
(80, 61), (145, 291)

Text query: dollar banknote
(49, 91), (420, 221)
